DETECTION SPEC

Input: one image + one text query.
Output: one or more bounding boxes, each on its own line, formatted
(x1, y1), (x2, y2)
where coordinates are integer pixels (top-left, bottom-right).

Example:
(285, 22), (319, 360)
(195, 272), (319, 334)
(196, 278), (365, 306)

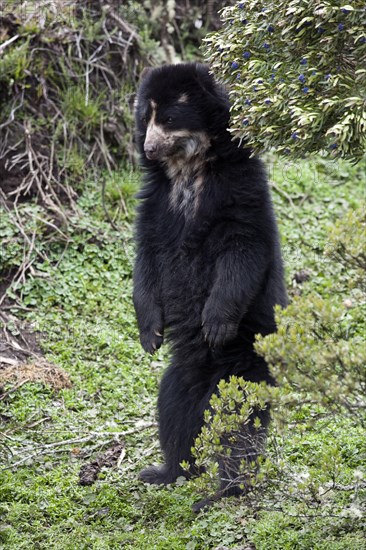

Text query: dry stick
(117, 183), (128, 218)
(0, 90), (24, 131)
(86, 142), (98, 165)
(3, 423), (156, 469)
(0, 193), (70, 301)
(116, 447), (126, 468)
(0, 34), (20, 54)
(102, 18), (113, 46)
(0, 226), (36, 308)
(75, 29), (83, 60)
(0, 304), (31, 311)
(4, 416), (50, 436)
(101, 177), (119, 231)
(206, 0), (214, 27)
(96, 133), (114, 175)
(48, 134), (56, 185)
(122, 31), (136, 64)
(25, 128), (68, 224)
(0, 432), (16, 443)
(0, 190), (29, 246)
(270, 181), (297, 209)
(0, 356), (18, 366)
(89, 40), (107, 63)
(31, 214), (70, 241)
(7, 229), (37, 296)
(99, 116), (116, 172)
(3, 436), (116, 469)
(102, 5), (139, 43)
(0, 312), (39, 359)
(172, 19), (185, 57)
(12, 198), (49, 263)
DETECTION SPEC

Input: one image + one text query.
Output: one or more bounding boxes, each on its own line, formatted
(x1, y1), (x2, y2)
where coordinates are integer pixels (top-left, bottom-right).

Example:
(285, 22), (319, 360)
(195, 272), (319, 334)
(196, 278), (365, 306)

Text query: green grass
(0, 159), (365, 549)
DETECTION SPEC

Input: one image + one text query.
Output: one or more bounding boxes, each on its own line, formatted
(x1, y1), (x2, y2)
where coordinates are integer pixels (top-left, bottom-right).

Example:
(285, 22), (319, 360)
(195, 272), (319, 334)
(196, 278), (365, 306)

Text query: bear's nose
(144, 144), (158, 160)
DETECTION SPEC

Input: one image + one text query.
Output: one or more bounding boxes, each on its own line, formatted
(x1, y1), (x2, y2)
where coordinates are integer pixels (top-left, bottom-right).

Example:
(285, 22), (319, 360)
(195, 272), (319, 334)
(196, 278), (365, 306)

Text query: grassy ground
(0, 157), (365, 549)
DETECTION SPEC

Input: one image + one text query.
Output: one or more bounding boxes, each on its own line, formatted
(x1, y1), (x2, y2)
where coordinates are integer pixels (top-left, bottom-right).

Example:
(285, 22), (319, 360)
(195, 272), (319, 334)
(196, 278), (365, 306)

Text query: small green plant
(256, 206), (366, 417)
(186, 378), (270, 496)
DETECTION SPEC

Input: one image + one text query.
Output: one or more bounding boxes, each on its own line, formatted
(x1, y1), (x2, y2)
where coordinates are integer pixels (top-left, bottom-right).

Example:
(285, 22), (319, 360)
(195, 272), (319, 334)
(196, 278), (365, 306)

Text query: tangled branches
(0, 1), (141, 211)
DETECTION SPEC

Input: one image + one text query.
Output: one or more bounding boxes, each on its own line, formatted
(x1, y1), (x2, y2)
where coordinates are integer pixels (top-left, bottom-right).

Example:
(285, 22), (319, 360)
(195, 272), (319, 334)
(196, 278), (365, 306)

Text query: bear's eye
(142, 116), (148, 125)
(166, 116), (173, 125)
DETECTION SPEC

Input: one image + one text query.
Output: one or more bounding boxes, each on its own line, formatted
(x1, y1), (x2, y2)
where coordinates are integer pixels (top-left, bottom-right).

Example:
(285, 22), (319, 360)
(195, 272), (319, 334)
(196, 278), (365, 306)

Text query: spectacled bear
(133, 63), (287, 509)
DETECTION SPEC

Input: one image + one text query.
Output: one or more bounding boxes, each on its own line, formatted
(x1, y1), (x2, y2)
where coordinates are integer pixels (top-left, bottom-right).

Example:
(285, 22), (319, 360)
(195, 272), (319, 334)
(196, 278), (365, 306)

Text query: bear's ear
(139, 67), (153, 81)
(194, 63), (221, 100)
(194, 63), (212, 91)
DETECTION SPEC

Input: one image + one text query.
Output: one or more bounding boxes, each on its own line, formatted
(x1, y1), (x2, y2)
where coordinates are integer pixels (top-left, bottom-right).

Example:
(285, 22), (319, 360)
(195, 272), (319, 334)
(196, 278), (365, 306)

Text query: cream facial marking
(177, 93), (189, 104)
(144, 100), (166, 160)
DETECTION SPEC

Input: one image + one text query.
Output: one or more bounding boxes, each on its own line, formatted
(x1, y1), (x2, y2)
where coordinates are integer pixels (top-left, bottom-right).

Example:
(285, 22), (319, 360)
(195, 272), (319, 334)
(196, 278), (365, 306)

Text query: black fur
(133, 63), (287, 504)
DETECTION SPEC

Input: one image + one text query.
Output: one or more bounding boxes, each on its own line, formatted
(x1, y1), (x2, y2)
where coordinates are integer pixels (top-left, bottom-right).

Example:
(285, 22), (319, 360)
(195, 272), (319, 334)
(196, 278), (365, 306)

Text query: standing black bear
(133, 63), (287, 508)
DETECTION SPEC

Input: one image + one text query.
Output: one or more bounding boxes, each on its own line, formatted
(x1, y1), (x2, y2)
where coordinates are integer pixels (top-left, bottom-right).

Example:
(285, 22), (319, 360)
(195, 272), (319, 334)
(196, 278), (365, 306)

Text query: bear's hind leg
(140, 364), (208, 486)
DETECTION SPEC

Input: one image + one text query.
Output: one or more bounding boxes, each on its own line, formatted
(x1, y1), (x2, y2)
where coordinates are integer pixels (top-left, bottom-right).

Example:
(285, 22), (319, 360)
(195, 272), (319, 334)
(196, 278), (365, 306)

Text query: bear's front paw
(202, 320), (238, 347)
(140, 327), (164, 355)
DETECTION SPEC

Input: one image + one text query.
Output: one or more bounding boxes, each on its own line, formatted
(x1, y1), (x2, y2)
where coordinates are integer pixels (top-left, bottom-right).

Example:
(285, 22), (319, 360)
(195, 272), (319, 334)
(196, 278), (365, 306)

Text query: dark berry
(231, 61), (239, 69)
(298, 74), (306, 83)
(267, 25), (275, 33)
(243, 51), (251, 59)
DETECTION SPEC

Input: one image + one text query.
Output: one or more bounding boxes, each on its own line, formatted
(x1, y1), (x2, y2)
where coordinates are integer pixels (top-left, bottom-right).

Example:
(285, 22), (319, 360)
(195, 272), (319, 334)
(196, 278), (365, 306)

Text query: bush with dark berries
(205, 0), (366, 161)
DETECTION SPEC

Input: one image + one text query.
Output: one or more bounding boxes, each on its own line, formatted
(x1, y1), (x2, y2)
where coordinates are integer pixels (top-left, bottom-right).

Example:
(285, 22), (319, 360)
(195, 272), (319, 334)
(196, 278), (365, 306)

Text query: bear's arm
(133, 250), (164, 354)
(202, 233), (270, 347)
(133, 201), (164, 355)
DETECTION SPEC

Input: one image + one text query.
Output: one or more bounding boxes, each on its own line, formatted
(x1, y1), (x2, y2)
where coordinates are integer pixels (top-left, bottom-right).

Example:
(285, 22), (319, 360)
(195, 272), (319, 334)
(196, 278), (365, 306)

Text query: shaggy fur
(133, 63), (287, 506)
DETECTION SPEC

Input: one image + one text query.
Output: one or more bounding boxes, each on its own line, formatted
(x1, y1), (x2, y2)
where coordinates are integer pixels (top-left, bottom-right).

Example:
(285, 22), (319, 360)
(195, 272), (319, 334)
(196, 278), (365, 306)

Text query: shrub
(190, 208), (366, 509)
(205, 0), (366, 161)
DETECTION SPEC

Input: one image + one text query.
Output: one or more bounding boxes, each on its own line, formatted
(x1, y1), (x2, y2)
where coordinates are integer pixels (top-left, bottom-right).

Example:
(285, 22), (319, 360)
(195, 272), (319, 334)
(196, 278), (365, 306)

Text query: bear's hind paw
(139, 464), (173, 485)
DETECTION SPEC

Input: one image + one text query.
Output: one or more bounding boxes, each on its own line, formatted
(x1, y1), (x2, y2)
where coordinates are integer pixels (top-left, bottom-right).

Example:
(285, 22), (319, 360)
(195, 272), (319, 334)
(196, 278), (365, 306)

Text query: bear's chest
(165, 158), (205, 219)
